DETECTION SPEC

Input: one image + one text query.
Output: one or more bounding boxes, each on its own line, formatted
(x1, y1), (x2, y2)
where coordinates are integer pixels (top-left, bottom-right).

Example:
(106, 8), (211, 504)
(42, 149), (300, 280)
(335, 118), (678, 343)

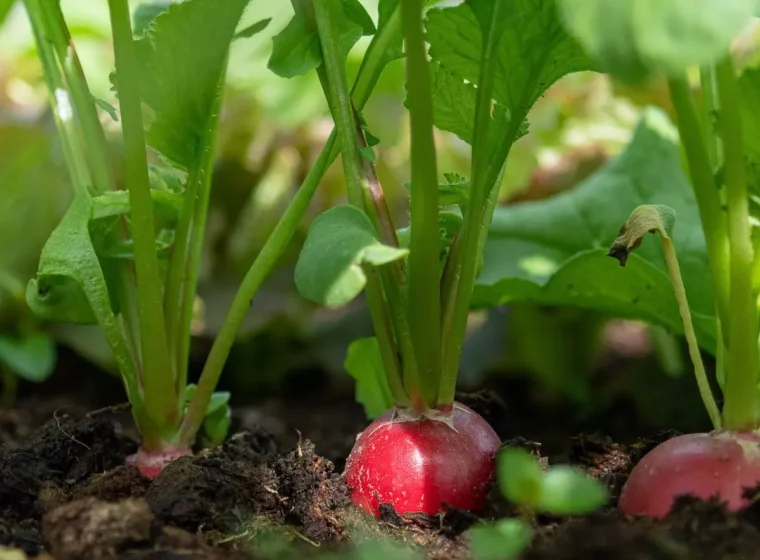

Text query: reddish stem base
(344, 402), (501, 517)
(619, 431), (760, 518)
(126, 446), (192, 479)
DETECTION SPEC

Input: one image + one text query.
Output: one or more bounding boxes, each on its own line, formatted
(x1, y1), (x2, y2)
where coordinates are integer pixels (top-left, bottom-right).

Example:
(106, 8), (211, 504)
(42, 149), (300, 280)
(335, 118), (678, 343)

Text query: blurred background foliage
(3, 0), (754, 437)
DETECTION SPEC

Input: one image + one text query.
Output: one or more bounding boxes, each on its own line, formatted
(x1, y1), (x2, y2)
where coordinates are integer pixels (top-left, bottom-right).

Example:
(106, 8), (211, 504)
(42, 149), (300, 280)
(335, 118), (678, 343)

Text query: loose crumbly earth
(1, 392), (760, 559)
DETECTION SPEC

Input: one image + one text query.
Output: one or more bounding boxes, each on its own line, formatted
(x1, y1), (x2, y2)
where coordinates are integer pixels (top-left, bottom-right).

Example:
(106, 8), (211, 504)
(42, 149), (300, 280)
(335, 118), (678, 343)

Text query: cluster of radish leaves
(268, 0), (609, 551)
(471, 0), (760, 434)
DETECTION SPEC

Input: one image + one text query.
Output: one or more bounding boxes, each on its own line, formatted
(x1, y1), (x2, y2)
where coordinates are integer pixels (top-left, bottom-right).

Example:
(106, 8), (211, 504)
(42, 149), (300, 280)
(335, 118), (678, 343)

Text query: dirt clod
(42, 498), (154, 560)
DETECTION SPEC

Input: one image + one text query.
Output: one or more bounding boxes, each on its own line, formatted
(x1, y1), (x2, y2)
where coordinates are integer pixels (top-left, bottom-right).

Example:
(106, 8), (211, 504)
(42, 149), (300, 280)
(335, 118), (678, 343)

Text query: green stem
(23, 0), (90, 196)
(175, 74), (224, 397)
(715, 58), (759, 431)
(699, 66), (722, 169)
(668, 76), (731, 346)
(438, 2), (505, 405)
(314, 0), (421, 406)
(179, 1), (404, 443)
(661, 236), (722, 429)
(400, 0), (440, 407)
(164, 165), (201, 380)
(108, 0), (177, 433)
(43, 3), (114, 194)
(178, 136), (333, 444)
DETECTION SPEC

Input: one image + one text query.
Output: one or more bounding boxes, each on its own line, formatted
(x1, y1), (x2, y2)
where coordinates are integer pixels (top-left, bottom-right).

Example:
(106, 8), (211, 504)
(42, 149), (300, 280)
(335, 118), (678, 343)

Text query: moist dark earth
(1, 350), (758, 559)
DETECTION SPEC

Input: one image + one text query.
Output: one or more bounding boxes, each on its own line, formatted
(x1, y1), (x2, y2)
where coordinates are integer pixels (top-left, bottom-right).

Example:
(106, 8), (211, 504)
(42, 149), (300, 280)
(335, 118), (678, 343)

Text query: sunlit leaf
(295, 205), (408, 307)
(129, 0), (250, 170)
(475, 108), (716, 354)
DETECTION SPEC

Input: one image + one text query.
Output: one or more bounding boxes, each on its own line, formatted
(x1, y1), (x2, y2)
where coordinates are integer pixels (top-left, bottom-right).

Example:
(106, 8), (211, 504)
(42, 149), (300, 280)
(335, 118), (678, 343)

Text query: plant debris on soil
(2, 389), (760, 560)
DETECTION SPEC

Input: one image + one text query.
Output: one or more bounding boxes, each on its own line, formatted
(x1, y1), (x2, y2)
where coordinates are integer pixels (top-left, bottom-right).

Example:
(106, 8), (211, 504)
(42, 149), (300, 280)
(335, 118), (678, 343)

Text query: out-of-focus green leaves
(91, 190), (183, 221)
(470, 519), (533, 560)
(498, 447), (543, 507)
(0, 332), (56, 383)
(537, 465), (609, 515)
(268, 0), (375, 78)
(0, 0), (14, 29)
(344, 337), (392, 418)
(127, 0), (250, 170)
(295, 205), (408, 307)
(476, 108), (716, 355)
(497, 446), (608, 515)
(558, 0), (756, 83)
(0, 124), (70, 318)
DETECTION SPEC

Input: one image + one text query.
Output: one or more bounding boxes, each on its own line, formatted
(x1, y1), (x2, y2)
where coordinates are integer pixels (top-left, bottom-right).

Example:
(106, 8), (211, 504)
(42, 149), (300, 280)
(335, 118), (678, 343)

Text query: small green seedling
(469, 447), (608, 560)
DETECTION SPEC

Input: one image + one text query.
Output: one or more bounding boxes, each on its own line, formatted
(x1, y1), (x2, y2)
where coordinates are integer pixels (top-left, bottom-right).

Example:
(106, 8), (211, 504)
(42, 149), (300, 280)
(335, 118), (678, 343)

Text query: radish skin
(619, 431), (760, 518)
(344, 402), (501, 517)
(126, 446), (192, 479)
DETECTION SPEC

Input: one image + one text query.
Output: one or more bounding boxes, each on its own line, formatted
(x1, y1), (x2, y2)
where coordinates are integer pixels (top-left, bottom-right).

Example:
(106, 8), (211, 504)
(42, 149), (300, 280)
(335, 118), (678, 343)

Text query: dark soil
(1, 344), (757, 560)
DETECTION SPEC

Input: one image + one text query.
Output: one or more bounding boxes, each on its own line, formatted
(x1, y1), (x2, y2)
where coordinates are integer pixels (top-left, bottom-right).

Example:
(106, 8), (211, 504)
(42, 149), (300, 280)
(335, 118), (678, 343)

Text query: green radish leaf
(182, 385), (231, 446)
(91, 190), (183, 222)
(498, 447), (544, 508)
(537, 466), (608, 515)
(426, 0), (591, 144)
(439, 172), (469, 208)
(0, 0), (14, 29)
(132, 1), (171, 37)
(26, 195), (136, 387)
(344, 337), (393, 419)
(426, 62), (519, 146)
(93, 97), (119, 122)
(470, 519), (533, 560)
(26, 196), (112, 324)
(295, 205), (408, 307)
(234, 17), (271, 40)
(475, 108), (717, 355)
(129, 0), (250, 170)
(558, 0), (756, 83)
(268, 0), (374, 78)
(98, 229), (175, 260)
(0, 333), (56, 383)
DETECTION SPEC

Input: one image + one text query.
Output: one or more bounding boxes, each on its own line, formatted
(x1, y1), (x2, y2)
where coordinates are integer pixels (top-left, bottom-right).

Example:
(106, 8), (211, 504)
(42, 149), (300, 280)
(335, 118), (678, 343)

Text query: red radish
(619, 431), (760, 518)
(126, 446), (193, 479)
(344, 402), (501, 517)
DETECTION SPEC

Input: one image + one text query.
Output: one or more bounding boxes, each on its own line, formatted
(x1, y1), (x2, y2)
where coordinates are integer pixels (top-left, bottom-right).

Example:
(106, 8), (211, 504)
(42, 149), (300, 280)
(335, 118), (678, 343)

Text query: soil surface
(2, 387), (760, 560)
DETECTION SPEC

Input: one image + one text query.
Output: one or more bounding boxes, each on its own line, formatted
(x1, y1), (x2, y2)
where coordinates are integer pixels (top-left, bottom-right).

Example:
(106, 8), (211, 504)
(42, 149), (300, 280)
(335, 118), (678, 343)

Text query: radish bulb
(344, 402), (501, 517)
(619, 432), (760, 518)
